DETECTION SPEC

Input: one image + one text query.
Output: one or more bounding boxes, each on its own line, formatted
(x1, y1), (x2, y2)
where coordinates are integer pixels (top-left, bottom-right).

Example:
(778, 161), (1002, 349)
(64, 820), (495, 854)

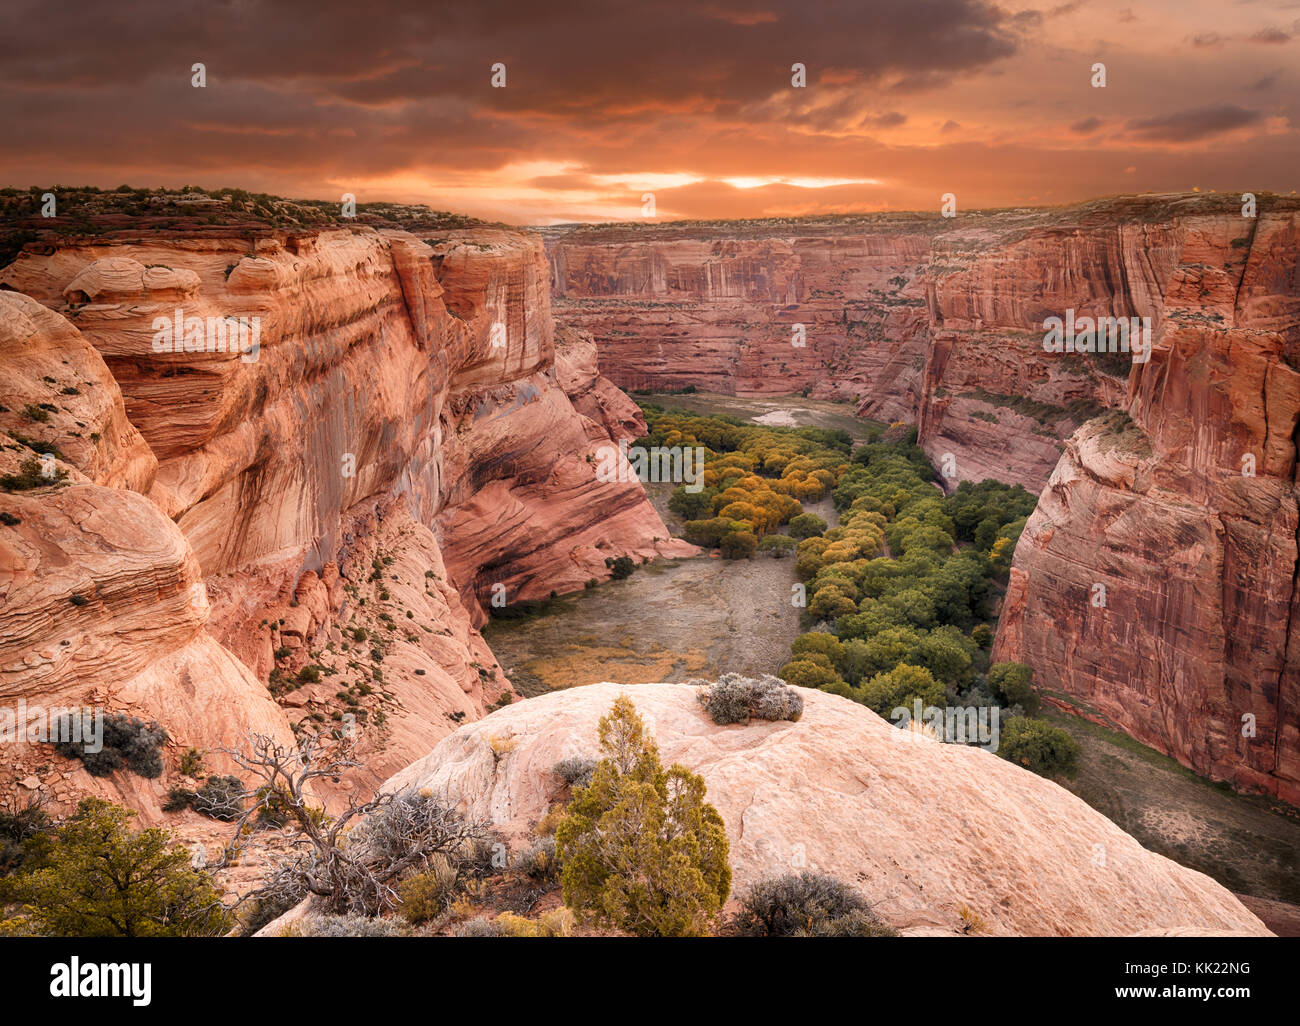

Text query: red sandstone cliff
(543, 197), (1262, 489)
(0, 224), (682, 809)
(993, 203), (1300, 805)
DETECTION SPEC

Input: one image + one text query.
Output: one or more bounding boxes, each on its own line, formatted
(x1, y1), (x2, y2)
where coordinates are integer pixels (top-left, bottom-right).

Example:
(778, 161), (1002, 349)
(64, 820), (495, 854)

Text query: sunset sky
(0, 0), (1296, 223)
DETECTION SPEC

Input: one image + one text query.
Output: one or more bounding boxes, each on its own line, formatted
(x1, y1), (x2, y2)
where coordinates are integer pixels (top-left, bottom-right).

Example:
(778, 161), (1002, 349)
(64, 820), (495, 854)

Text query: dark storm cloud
(0, 0), (1294, 223)
(0, 0), (1020, 110)
(0, 0), (1021, 193)
(1126, 105), (1263, 142)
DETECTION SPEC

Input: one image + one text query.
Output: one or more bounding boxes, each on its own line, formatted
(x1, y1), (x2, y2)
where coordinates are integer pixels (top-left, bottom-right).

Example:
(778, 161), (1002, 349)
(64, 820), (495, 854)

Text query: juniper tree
(4, 797), (228, 937)
(555, 695), (731, 936)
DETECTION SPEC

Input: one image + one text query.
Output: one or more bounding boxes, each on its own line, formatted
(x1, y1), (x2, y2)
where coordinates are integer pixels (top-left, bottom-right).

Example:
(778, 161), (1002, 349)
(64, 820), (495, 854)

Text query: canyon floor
(1052, 708), (1300, 935)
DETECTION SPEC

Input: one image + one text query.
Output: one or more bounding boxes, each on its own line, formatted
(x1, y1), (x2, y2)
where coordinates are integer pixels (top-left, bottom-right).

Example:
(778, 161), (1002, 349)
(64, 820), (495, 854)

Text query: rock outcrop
(0, 224), (681, 810)
(386, 681), (1271, 937)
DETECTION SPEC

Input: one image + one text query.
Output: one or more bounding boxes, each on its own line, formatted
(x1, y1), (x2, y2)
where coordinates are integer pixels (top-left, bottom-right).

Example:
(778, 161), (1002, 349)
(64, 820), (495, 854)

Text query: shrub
(493, 909), (574, 937)
(803, 907), (900, 937)
(397, 854), (459, 924)
(971, 624), (993, 649)
(0, 794), (49, 875)
(289, 913), (409, 937)
(230, 734), (496, 919)
(731, 871), (895, 937)
(1, 457), (68, 491)
(176, 775), (245, 820)
(552, 756), (597, 789)
(604, 555), (636, 580)
(5, 798), (229, 936)
(51, 711), (168, 779)
(555, 696), (731, 936)
(179, 747), (205, 777)
(511, 836), (559, 882)
(988, 661), (1037, 713)
(452, 917), (503, 937)
(998, 717), (1081, 779)
(696, 673), (803, 726)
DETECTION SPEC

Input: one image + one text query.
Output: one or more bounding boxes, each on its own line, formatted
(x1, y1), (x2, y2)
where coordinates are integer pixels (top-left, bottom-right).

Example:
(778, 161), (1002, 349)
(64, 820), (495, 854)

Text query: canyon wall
(994, 205), (1300, 806)
(0, 224), (682, 809)
(543, 197), (1226, 488)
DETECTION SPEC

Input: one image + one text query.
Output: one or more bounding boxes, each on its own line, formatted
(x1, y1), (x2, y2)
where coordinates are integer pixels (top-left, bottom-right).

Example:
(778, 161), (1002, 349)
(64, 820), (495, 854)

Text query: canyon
(544, 193), (1300, 805)
(0, 189), (1296, 935)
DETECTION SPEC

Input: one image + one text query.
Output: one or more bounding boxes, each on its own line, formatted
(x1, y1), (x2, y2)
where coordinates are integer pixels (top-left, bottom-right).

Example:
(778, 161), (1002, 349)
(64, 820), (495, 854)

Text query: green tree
(668, 485), (717, 520)
(790, 631), (846, 672)
(719, 530), (758, 559)
(809, 584), (858, 619)
(998, 717), (1080, 778)
(757, 534), (797, 558)
(854, 625), (926, 679)
(779, 659), (845, 690)
(6, 798), (229, 937)
(858, 663), (945, 719)
(788, 512), (828, 539)
(988, 661), (1038, 713)
(555, 697), (731, 936)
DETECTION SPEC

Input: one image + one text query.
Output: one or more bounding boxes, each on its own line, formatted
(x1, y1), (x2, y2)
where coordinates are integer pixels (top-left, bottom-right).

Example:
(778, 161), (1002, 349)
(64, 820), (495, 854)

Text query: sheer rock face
(0, 291), (156, 492)
(0, 226), (678, 811)
(544, 196), (1297, 491)
(386, 682), (1271, 937)
(994, 209), (1300, 805)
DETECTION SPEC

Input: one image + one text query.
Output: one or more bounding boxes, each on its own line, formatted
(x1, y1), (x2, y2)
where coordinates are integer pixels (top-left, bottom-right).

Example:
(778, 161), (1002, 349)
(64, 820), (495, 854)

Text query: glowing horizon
(0, 0), (1295, 224)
